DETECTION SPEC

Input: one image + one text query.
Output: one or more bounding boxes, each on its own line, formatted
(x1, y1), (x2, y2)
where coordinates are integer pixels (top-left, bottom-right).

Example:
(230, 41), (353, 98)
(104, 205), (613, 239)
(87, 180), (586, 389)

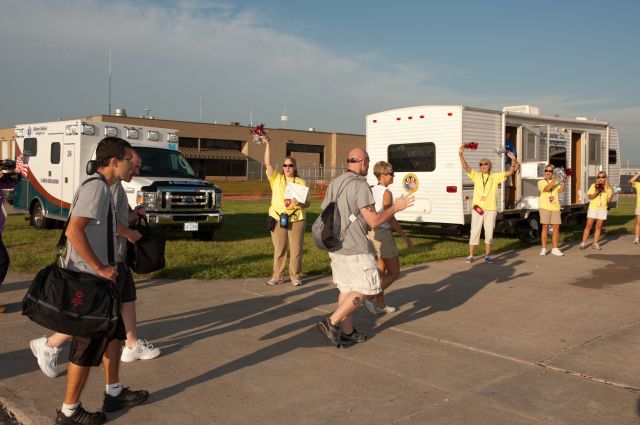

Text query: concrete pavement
(1, 235), (640, 424)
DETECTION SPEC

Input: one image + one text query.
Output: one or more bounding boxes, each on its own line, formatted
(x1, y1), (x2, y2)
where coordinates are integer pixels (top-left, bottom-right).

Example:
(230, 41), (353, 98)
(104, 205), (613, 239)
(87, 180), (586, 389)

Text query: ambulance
(12, 119), (223, 240)
(366, 105), (621, 241)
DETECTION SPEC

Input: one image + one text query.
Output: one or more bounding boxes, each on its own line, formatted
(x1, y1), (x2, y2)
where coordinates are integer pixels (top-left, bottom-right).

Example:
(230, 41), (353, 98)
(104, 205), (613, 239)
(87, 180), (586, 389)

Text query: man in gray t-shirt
(52, 137), (149, 425)
(316, 147), (413, 348)
(63, 177), (117, 275)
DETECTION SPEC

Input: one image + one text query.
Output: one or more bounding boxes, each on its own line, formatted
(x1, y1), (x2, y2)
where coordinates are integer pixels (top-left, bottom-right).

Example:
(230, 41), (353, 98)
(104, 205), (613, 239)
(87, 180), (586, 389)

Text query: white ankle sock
(106, 383), (123, 397)
(61, 402), (79, 417)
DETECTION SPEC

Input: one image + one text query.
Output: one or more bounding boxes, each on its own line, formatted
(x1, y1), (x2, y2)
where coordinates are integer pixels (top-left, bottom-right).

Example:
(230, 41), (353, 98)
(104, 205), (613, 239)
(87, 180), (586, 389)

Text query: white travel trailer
(12, 119), (223, 239)
(366, 105), (621, 241)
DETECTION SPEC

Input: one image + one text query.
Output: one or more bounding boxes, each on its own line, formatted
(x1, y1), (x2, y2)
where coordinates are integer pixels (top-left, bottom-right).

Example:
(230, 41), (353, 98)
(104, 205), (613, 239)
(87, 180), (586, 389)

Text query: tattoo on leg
(353, 297), (361, 306)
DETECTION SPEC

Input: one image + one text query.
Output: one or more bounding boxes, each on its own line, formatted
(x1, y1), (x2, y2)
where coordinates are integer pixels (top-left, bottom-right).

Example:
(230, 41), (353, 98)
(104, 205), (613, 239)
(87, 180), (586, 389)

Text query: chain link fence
(247, 162), (347, 188)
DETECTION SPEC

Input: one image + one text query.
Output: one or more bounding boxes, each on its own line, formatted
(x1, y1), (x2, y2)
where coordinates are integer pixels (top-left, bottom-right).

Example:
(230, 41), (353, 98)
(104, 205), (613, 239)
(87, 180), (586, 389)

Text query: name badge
(480, 193), (488, 202)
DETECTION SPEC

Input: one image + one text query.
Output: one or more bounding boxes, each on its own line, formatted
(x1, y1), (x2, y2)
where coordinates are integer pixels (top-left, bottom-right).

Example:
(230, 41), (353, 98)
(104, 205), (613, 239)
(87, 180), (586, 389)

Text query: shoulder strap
(328, 176), (362, 240)
(57, 174), (115, 265)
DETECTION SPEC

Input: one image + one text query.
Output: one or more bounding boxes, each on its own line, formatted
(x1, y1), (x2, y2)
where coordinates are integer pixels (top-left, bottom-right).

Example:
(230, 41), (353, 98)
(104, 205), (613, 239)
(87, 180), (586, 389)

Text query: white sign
(284, 182), (309, 203)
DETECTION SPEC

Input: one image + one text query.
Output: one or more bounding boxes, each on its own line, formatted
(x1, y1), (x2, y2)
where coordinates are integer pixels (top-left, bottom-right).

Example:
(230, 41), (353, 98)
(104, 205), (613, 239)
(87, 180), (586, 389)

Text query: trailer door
(62, 144), (75, 208)
(519, 125), (547, 202)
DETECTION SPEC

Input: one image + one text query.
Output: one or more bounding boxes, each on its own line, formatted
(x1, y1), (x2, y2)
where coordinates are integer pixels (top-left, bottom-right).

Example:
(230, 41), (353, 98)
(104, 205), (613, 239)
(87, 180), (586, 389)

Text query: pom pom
(595, 183), (605, 191)
(463, 141), (478, 150)
(564, 168), (574, 177)
(249, 123), (267, 143)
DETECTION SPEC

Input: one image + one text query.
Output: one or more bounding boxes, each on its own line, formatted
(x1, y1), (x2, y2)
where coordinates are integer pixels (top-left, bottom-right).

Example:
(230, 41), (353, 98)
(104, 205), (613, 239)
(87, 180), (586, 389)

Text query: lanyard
(481, 174), (490, 191)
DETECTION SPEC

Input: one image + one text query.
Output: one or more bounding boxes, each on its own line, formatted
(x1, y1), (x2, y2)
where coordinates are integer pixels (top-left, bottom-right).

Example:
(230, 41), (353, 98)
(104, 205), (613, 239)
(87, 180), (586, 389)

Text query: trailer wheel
(518, 214), (540, 244)
(31, 200), (56, 230)
(193, 230), (215, 241)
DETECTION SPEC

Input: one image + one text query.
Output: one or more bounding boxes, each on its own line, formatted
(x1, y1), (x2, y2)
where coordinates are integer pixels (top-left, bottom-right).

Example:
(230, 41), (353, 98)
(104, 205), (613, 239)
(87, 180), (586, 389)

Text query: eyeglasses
(347, 157), (369, 163)
(283, 164), (295, 168)
(479, 162), (489, 166)
(597, 175), (606, 178)
(544, 169), (553, 173)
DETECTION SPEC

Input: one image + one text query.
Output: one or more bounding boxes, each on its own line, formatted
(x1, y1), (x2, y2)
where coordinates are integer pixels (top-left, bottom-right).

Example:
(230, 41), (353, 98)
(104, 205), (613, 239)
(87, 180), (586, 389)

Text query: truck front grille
(160, 190), (217, 211)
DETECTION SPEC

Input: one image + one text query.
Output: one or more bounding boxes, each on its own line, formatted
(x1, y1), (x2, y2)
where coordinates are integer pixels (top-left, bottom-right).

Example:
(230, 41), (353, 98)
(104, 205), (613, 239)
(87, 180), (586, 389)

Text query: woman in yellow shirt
(262, 135), (309, 286)
(459, 146), (519, 263)
(538, 165), (566, 256)
(630, 171), (640, 244)
(579, 172), (613, 250)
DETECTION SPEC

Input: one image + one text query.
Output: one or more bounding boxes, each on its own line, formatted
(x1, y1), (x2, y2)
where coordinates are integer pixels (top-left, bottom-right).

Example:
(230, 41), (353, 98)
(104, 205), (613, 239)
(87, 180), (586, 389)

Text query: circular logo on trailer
(402, 173), (419, 194)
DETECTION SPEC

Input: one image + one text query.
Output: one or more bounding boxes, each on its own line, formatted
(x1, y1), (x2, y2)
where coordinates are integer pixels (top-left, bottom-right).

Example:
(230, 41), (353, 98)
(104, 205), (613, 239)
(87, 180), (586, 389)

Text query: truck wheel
(518, 214), (540, 244)
(31, 200), (56, 230)
(193, 230), (214, 241)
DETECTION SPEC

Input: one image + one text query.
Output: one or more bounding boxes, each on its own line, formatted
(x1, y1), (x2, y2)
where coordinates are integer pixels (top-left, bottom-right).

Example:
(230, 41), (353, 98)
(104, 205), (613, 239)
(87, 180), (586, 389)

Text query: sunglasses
(597, 175), (606, 178)
(283, 164), (295, 168)
(544, 169), (553, 173)
(347, 157), (369, 163)
(479, 162), (489, 166)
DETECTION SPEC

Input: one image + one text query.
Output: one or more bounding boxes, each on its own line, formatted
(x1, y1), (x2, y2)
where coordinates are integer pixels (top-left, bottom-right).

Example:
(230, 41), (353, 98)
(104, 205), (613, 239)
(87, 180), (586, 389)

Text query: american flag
(16, 154), (29, 177)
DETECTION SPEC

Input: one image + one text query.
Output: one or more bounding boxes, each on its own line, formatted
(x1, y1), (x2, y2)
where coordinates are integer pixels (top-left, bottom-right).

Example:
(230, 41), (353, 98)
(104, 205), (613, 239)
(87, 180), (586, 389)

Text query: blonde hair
(372, 161), (393, 180)
(545, 164), (555, 171)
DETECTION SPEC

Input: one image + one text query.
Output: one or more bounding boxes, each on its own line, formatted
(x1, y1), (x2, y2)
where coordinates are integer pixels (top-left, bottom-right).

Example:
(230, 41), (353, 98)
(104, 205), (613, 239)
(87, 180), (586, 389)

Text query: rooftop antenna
(108, 47), (112, 115)
(199, 96), (202, 122)
(250, 109), (253, 127)
(280, 107), (288, 128)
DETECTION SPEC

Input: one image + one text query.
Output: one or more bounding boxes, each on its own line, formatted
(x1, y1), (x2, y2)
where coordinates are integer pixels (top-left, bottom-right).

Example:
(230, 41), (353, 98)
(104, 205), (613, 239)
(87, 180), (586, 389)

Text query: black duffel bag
(22, 264), (121, 338)
(127, 217), (166, 274)
(22, 174), (120, 338)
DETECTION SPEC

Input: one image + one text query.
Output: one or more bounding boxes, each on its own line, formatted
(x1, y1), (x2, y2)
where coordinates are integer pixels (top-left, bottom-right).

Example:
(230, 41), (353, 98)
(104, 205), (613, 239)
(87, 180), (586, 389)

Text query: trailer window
(588, 134), (601, 164)
(387, 143), (435, 172)
(51, 142), (61, 164)
(608, 149), (617, 165)
(24, 138), (37, 156)
(522, 128), (547, 162)
(549, 146), (566, 168)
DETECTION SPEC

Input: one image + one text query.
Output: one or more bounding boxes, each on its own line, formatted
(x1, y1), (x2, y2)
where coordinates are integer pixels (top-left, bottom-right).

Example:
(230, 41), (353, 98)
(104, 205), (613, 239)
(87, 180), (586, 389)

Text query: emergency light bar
(167, 133), (179, 143)
(147, 131), (160, 141)
(65, 124), (95, 136)
(126, 128), (139, 139)
(104, 126), (118, 137)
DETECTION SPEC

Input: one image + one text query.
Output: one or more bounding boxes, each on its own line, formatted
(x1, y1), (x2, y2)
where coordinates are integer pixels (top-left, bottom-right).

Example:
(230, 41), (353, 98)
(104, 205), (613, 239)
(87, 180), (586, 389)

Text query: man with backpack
(316, 148), (414, 347)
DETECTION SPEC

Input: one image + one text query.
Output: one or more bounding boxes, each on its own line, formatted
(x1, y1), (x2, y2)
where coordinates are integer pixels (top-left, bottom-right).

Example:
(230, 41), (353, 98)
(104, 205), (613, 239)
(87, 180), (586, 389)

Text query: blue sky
(1, 0), (639, 164)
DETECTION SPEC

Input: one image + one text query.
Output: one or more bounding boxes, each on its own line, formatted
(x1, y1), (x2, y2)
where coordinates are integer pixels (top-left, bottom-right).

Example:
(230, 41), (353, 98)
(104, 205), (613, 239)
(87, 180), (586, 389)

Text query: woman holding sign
(262, 134), (309, 286)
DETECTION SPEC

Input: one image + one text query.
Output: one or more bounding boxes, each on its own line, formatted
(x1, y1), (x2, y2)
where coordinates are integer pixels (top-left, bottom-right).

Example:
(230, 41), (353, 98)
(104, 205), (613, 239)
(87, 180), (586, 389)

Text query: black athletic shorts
(69, 318), (125, 367)
(117, 262), (137, 303)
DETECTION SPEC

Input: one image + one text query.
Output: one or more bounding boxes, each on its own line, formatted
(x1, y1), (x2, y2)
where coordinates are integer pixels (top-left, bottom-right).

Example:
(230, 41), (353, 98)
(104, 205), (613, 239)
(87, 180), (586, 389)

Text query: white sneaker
(550, 248), (564, 256)
(579, 242), (586, 250)
(121, 339), (161, 362)
(364, 299), (380, 315)
(593, 243), (601, 250)
(539, 248), (548, 256)
(30, 336), (61, 378)
(379, 305), (397, 313)
(465, 256), (474, 264)
(634, 237), (639, 244)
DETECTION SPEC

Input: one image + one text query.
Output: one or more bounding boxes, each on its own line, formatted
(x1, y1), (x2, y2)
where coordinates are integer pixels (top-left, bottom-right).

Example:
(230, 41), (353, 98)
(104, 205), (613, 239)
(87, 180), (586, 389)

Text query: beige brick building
(1, 114), (364, 181)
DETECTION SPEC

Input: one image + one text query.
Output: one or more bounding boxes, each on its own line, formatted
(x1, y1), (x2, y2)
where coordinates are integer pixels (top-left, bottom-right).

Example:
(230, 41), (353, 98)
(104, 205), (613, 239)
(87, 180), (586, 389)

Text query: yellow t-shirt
(268, 171), (307, 222)
(634, 182), (640, 208)
(538, 179), (562, 212)
(587, 183), (612, 210)
(468, 169), (506, 211)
